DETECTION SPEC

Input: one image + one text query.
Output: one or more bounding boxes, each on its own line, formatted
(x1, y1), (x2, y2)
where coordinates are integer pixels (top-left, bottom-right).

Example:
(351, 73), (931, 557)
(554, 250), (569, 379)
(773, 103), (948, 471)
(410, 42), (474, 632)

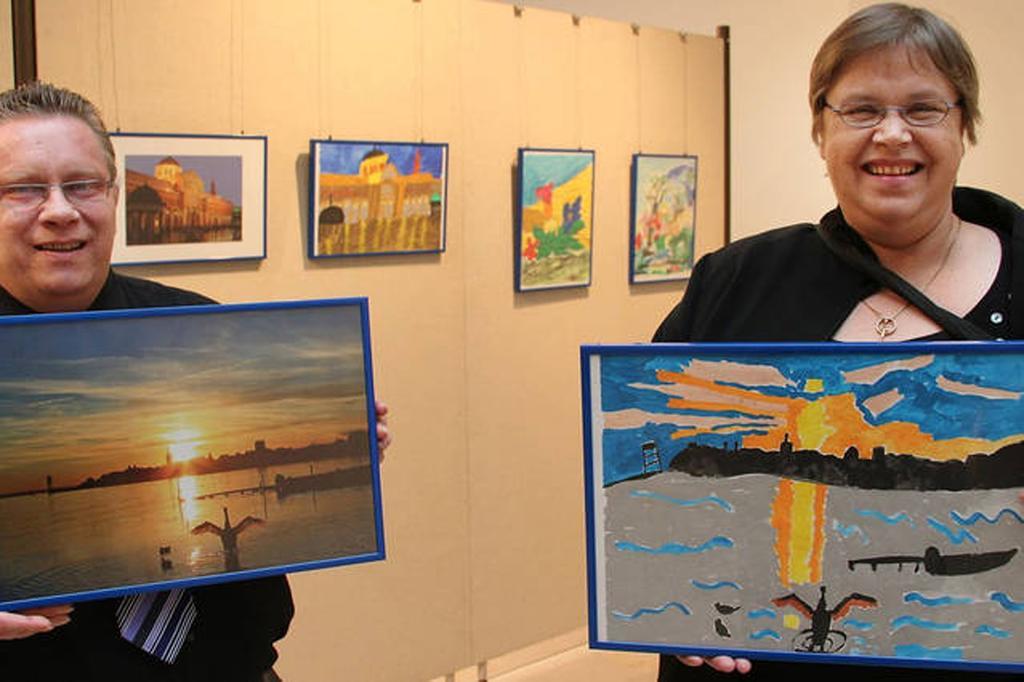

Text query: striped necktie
(116, 588), (198, 664)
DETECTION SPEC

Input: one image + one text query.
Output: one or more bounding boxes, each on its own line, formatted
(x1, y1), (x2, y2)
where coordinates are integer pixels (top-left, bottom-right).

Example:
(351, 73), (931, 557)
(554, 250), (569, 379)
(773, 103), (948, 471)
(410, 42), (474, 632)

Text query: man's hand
(376, 400), (391, 455)
(0, 605), (73, 640)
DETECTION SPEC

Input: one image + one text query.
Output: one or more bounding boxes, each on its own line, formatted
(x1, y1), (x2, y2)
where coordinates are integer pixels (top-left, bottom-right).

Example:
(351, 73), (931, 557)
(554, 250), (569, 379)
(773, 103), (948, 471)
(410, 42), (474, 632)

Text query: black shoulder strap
(817, 210), (993, 341)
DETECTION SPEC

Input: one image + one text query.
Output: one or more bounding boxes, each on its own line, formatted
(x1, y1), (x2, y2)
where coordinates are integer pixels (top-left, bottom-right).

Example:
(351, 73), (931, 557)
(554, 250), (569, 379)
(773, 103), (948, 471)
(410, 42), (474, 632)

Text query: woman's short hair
(809, 2), (979, 145)
(0, 82), (116, 178)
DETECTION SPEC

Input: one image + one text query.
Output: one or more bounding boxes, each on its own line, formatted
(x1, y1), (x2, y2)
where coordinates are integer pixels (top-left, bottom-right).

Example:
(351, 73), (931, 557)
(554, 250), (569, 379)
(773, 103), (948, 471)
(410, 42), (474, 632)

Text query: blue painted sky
(593, 348), (1024, 485)
(317, 142), (445, 177)
(126, 155), (242, 204)
(520, 150), (593, 205)
(0, 305), (369, 494)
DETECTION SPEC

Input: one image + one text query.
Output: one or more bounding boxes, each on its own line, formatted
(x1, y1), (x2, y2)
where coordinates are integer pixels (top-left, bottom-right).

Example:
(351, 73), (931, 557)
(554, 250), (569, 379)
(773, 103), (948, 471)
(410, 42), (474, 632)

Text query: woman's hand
(0, 604), (73, 640)
(677, 655), (752, 674)
(375, 400), (392, 454)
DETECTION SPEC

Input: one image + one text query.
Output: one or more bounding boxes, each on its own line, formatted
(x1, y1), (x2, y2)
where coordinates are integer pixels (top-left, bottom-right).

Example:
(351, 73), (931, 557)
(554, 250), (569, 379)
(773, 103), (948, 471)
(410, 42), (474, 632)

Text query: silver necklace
(860, 217), (962, 340)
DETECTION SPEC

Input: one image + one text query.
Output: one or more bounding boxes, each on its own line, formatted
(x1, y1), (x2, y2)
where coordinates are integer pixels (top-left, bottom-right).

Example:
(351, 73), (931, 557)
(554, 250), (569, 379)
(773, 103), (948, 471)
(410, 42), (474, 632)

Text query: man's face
(0, 115), (117, 312)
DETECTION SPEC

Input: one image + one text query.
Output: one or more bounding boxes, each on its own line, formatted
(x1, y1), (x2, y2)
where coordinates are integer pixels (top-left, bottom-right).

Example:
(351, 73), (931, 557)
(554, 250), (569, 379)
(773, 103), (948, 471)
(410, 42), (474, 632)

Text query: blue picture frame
(0, 298), (384, 610)
(515, 147), (596, 292)
(308, 139), (449, 258)
(111, 132), (268, 266)
(629, 153), (698, 284)
(582, 341), (1024, 673)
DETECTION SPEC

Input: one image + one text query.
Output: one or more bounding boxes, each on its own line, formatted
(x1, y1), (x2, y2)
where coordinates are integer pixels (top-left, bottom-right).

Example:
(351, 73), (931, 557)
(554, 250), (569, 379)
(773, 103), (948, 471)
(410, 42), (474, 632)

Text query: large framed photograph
(110, 133), (267, 266)
(515, 148), (595, 292)
(0, 298), (383, 610)
(629, 154), (698, 284)
(582, 342), (1024, 674)
(308, 139), (448, 258)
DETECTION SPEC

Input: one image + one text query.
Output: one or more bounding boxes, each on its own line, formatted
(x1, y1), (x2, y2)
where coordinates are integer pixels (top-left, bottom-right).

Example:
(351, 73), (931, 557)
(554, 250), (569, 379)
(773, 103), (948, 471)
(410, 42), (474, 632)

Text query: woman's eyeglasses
(823, 99), (960, 128)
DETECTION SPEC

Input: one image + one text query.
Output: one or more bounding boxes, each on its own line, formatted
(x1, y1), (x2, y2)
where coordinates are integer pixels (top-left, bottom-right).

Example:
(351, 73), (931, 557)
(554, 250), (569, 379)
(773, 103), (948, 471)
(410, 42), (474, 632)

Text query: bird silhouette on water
(192, 506), (265, 571)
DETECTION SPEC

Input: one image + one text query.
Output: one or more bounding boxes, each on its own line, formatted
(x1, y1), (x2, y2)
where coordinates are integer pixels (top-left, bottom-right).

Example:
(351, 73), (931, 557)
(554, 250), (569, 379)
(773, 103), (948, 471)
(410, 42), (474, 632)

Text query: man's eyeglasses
(0, 179), (115, 209)
(823, 99), (960, 128)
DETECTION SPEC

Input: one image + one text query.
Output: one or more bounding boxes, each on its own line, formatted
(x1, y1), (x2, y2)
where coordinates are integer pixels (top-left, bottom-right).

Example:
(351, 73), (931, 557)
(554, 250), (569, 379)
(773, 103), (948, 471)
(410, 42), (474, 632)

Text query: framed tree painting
(308, 139), (448, 258)
(110, 133), (267, 266)
(0, 298), (384, 610)
(629, 154), (698, 283)
(515, 148), (595, 291)
(582, 342), (1024, 674)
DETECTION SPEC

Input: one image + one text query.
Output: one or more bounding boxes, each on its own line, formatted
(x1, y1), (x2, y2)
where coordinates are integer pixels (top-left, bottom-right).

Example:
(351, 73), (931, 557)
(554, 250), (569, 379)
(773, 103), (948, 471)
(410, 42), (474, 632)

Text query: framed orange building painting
(309, 139), (448, 257)
(582, 342), (1024, 673)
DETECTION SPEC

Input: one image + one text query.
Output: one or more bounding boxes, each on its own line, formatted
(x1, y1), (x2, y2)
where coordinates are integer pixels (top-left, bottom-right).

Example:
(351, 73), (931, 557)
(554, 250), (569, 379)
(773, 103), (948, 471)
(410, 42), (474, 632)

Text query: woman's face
(818, 46), (965, 248)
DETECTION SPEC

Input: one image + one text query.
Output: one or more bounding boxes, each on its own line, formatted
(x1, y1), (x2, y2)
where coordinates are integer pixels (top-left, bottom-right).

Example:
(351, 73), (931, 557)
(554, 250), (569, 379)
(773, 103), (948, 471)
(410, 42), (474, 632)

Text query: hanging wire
(317, 0), (325, 139)
(633, 23), (642, 153)
(239, 0), (246, 134)
(573, 15), (582, 150)
(680, 32), (689, 152)
(516, 5), (527, 146)
(417, 0), (425, 142)
(107, 0), (122, 131)
(229, 0), (237, 133)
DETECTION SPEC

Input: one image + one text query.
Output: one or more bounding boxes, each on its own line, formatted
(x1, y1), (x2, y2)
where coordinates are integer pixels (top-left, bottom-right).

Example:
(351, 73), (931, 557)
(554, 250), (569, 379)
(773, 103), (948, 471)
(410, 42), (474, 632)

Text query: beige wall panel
(0, 1), (12, 90)
(461, 3), (724, 662)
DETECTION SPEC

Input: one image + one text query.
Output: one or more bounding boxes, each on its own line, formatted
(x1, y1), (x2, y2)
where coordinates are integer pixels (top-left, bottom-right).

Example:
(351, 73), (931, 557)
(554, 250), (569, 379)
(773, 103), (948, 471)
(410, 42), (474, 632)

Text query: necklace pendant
(875, 317), (897, 339)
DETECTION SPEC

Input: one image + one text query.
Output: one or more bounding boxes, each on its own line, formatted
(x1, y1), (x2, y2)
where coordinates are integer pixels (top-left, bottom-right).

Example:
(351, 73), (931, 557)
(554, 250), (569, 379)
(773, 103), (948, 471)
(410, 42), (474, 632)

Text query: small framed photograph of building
(308, 139), (448, 258)
(110, 133), (267, 266)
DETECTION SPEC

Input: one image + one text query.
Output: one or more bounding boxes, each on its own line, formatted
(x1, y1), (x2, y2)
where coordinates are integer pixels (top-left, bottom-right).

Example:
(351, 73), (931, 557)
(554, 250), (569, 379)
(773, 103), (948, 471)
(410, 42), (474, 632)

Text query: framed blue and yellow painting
(515, 148), (595, 291)
(0, 298), (384, 610)
(308, 139), (448, 257)
(582, 342), (1024, 673)
(629, 154), (697, 284)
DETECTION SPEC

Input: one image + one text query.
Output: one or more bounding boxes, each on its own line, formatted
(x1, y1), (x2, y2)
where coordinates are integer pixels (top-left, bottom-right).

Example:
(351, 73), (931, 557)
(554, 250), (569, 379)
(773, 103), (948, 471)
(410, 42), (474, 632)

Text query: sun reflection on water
(177, 475), (200, 525)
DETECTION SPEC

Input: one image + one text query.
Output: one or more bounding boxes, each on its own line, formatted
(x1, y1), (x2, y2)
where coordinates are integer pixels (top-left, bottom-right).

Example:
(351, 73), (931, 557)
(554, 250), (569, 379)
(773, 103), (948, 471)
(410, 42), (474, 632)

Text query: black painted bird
(772, 586), (877, 653)
(714, 618), (731, 638)
(714, 602), (741, 615)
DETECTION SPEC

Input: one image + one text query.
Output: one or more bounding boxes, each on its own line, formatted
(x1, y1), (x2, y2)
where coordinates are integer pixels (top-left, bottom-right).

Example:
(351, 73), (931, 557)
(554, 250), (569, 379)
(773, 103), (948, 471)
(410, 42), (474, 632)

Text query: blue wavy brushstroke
(904, 592), (974, 607)
(631, 490), (734, 512)
(891, 615), (962, 633)
(841, 618), (874, 631)
(612, 601), (692, 621)
(893, 644), (964, 661)
(832, 519), (869, 544)
(615, 536), (734, 555)
(991, 592), (1024, 613)
(951, 509), (1024, 526)
(749, 630), (781, 641)
(747, 609), (777, 620)
(855, 509), (915, 527)
(975, 624), (1012, 639)
(691, 579), (741, 591)
(926, 517), (978, 545)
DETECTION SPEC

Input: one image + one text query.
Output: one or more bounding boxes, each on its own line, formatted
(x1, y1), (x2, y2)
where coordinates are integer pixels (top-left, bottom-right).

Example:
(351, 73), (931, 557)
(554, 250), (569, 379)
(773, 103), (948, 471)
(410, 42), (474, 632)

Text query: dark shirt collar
(0, 270), (116, 315)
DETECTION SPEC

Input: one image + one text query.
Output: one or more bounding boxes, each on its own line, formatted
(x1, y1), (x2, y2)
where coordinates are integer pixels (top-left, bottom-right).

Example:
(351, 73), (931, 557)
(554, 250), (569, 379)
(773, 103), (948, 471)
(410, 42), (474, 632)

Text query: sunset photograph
(0, 299), (382, 609)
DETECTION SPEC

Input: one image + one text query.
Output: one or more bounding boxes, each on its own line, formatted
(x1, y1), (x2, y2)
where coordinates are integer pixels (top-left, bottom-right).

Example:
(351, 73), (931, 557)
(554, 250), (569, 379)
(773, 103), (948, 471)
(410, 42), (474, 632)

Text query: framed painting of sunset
(0, 298), (384, 610)
(582, 342), (1024, 673)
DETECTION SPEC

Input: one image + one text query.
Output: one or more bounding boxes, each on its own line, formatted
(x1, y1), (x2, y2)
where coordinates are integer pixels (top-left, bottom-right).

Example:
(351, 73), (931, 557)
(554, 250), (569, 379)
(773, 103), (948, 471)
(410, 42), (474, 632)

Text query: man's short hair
(0, 82), (116, 178)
